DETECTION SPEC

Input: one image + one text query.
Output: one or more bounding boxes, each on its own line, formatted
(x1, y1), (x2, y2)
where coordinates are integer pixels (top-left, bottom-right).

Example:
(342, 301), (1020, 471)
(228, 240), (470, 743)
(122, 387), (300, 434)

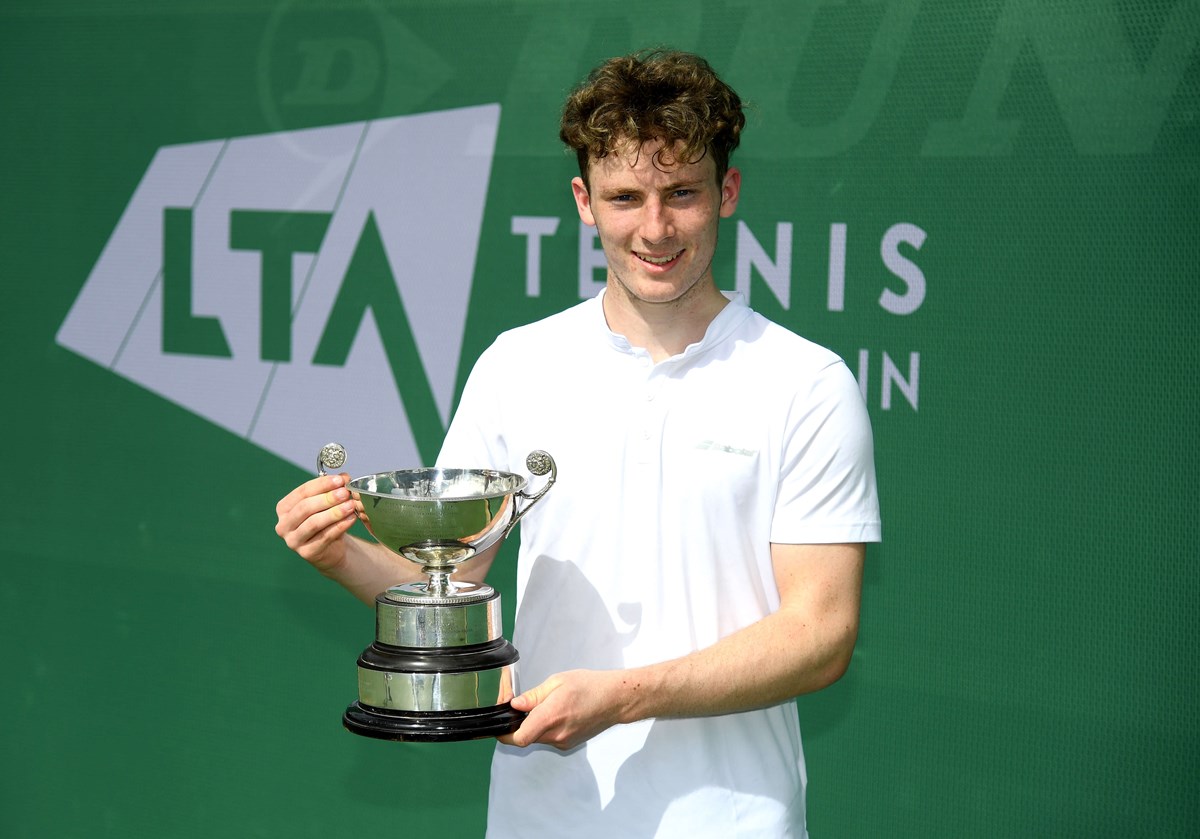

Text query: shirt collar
(593, 287), (751, 361)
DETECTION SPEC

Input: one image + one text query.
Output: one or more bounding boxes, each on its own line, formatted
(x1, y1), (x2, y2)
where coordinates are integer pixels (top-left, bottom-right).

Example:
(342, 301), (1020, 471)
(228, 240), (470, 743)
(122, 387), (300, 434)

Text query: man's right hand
(274, 472), (360, 576)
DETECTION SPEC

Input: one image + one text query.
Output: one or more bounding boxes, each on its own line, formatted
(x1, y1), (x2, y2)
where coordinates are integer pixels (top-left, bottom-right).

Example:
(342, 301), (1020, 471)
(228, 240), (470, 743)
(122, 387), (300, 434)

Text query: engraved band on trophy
(317, 443), (556, 742)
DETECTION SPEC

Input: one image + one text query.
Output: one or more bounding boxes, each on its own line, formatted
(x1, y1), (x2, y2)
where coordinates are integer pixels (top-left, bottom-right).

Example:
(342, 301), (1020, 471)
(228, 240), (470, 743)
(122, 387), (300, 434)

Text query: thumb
(509, 677), (557, 712)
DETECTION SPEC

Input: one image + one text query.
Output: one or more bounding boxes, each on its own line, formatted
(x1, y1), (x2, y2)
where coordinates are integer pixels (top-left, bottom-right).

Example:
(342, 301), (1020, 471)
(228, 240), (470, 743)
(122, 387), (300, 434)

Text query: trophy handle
(503, 450), (557, 538)
(318, 442), (347, 476)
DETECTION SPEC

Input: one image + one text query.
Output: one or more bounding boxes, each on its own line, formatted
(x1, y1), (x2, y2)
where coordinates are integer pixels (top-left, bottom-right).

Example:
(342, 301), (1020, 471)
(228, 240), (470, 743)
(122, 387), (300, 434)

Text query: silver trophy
(317, 443), (556, 742)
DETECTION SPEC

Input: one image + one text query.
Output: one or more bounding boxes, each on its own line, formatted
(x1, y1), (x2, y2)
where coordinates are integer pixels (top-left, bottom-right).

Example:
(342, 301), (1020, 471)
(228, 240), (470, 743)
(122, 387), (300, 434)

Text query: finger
(507, 711), (549, 748)
(509, 676), (557, 713)
(505, 680), (561, 746)
(496, 665), (520, 746)
(296, 507), (357, 554)
(279, 491), (358, 553)
(276, 473), (346, 522)
(279, 477), (352, 531)
(291, 503), (357, 555)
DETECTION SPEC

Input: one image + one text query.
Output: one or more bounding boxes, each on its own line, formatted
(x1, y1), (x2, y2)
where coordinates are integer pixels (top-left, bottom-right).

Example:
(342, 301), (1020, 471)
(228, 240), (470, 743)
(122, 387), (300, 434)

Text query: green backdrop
(3, 1), (1197, 836)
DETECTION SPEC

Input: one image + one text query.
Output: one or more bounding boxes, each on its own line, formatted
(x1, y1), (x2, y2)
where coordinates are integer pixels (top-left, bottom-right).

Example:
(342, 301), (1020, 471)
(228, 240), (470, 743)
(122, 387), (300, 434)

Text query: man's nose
(640, 199), (674, 243)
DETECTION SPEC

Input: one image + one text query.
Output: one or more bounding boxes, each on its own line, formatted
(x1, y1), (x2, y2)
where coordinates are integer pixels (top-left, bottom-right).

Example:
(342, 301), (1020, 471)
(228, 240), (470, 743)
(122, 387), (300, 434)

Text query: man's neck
(602, 280), (729, 363)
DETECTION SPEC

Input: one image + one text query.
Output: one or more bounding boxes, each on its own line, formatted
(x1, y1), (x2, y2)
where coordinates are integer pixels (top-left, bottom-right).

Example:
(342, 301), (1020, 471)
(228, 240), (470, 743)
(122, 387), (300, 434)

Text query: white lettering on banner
(736, 221), (793, 309)
(881, 351), (920, 411)
(880, 223), (927, 315)
(57, 105), (502, 472)
(858, 350), (920, 412)
(578, 223), (608, 299)
(827, 222), (847, 313)
(511, 216), (560, 297)
(522, 216), (929, 317)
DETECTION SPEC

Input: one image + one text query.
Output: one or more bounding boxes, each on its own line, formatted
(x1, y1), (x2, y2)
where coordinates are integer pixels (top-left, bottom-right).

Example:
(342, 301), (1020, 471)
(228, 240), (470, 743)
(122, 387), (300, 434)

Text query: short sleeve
(770, 359), (881, 545)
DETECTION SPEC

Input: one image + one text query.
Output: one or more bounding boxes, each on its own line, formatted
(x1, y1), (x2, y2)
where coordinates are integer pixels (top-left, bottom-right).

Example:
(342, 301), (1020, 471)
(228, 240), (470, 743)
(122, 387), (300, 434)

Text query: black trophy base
(343, 700), (526, 742)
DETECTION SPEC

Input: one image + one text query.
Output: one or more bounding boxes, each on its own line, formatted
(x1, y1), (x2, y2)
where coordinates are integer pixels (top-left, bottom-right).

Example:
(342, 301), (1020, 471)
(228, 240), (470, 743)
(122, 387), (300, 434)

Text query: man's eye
(672, 189), (695, 199)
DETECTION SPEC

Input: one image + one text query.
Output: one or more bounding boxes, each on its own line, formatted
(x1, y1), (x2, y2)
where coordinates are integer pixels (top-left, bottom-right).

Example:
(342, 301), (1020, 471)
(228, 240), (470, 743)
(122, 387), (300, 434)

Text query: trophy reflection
(317, 443), (556, 742)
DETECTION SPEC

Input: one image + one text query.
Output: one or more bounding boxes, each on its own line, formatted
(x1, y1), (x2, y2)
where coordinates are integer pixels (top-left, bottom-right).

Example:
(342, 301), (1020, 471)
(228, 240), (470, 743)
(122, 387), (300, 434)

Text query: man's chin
(610, 275), (694, 306)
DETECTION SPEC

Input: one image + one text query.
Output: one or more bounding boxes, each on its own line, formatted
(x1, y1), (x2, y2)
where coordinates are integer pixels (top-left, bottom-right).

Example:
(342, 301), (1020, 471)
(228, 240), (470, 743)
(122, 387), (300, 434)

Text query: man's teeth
(639, 251), (680, 264)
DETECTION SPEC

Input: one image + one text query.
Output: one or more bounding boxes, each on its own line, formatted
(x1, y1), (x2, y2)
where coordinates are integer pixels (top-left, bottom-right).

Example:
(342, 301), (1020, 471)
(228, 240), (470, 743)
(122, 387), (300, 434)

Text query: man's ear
(718, 167), (741, 218)
(572, 176), (596, 226)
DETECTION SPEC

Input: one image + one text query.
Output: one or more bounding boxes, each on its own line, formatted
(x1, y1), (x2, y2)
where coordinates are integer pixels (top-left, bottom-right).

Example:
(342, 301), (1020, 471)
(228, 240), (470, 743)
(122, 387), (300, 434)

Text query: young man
(276, 50), (880, 838)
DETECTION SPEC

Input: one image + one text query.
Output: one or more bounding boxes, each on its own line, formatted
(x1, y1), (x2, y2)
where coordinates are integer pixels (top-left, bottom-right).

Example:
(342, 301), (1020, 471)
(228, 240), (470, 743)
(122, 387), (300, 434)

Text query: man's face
(572, 139), (741, 308)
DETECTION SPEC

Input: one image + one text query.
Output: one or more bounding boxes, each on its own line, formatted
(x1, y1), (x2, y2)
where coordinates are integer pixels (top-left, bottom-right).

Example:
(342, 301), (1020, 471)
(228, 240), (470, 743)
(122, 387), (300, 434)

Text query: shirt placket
(631, 353), (668, 466)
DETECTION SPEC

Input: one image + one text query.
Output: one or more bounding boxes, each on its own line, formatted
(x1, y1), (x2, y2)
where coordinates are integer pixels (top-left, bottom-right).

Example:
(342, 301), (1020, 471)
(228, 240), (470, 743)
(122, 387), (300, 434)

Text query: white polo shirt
(439, 291), (880, 838)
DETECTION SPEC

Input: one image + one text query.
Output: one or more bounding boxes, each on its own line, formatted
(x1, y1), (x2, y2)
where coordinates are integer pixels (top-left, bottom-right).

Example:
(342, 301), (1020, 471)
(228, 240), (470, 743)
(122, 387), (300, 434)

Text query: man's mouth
(636, 250), (683, 266)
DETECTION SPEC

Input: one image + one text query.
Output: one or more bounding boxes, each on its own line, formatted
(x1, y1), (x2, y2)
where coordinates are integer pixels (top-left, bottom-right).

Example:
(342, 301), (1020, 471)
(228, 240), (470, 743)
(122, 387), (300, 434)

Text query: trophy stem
(424, 566), (452, 597)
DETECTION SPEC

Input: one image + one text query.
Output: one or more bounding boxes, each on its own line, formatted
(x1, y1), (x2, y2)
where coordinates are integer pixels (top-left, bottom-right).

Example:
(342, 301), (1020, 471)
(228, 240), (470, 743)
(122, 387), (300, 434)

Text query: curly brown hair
(559, 49), (745, 187)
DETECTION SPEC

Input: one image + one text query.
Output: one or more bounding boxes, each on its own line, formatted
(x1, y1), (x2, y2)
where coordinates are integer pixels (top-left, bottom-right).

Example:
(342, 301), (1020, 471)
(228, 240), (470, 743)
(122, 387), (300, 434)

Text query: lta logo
(57, 105), (500, 472)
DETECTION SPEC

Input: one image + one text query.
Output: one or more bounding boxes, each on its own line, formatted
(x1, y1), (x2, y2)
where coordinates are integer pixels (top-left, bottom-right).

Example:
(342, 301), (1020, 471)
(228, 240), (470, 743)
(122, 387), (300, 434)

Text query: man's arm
(503, 541), (864, 749)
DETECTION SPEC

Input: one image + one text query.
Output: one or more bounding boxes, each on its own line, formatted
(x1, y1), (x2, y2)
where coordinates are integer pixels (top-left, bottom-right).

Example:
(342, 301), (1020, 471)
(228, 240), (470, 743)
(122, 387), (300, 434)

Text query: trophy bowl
(317, 444), (556, 742)
(352, 467), (524, 556)
(351, 467), (526, 599)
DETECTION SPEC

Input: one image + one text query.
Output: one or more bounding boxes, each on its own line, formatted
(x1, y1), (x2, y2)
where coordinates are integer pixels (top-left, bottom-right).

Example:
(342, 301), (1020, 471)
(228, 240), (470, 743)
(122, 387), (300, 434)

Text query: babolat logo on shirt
(57, 105), (500, 471)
